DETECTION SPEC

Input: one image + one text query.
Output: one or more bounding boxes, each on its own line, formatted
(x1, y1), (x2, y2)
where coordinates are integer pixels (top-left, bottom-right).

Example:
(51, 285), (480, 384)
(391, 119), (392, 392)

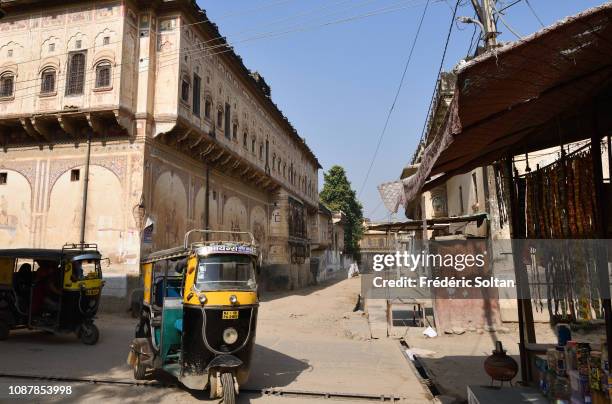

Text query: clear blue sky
(199, 0), (605, 221)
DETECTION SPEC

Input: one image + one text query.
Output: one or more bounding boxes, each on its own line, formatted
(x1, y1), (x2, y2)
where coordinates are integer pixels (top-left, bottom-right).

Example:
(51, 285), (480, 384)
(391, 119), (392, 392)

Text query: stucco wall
(0, 140), (143, 267)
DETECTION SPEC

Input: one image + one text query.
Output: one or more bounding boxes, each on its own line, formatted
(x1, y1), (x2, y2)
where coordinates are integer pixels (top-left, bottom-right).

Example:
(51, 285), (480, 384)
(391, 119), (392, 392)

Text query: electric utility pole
(469, 0), (537, 384)
(470, 0), (498, 50)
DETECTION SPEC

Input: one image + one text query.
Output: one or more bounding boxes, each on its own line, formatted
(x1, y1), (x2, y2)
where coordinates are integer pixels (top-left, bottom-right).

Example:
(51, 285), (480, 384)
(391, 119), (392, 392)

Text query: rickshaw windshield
(196, 255), (256, 291)
(72, 259), (101, 280)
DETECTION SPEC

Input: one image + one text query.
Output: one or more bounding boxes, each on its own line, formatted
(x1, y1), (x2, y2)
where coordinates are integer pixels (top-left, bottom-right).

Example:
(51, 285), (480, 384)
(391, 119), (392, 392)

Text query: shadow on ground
(1, 319), (311, 403)
(418, 354), (522, 402)
(259, 270), (348, 303)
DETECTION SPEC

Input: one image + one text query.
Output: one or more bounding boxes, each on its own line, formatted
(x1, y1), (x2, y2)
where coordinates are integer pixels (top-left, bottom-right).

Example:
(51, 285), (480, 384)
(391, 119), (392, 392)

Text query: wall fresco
(151, 171), (187, 249)
(45, 165), (124, 262)
(0, 170), (32, 248)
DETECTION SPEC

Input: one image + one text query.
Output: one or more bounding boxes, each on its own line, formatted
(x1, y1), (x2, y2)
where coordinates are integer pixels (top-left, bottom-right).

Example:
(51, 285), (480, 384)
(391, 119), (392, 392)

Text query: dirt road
(0, 276), (431, 403)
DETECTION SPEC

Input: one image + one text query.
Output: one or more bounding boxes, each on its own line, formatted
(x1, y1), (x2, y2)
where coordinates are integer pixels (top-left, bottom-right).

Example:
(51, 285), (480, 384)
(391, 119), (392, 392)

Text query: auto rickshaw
(0, 243), (104, 344)
(128, 230), (259, 404)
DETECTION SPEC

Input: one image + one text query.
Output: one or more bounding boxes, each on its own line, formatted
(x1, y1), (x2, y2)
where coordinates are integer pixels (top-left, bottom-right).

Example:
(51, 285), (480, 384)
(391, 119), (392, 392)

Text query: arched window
(243, 131), (248, 148)
(40, 69), (56, 94)
(95, 61), (112, 88)
(232, 122), (238, 141)
(0, 73), (15, 98)
(251, 138), (256, 153)
(181, 77), (190, 102)
(66, 52), (86, 95)
(272, 154), (276, 170)
(217, 108), (223, 128)
(204, 98), (211, 119)
(259, 143), (263, 160)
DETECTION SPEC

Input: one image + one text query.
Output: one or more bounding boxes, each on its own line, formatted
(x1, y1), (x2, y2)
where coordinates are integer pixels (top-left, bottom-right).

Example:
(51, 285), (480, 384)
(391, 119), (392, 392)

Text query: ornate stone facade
(0, 0), (321, 301)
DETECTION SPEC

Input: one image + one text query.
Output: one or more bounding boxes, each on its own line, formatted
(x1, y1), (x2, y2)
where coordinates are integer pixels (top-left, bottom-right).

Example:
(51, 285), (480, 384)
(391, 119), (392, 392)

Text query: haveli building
(309, 203), (346, 282)
(0, 0), (322, 300)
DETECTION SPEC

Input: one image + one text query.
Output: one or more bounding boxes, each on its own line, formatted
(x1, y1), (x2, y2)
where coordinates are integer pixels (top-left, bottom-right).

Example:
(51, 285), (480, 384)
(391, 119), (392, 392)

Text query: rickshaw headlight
(229, 295), (238, 305)
(198, 294), (207, 305)
(223, 327), (238, 345)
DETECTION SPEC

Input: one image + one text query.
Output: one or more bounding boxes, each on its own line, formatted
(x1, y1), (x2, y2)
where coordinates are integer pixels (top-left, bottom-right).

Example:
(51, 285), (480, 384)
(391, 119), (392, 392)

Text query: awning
(379, 3), (612, 208)
(367, 213), (488, 232)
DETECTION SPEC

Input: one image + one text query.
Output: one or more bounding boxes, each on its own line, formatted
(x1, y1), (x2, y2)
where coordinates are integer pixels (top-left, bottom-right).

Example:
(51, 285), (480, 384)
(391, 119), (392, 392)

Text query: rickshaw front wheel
(0, 320), (9, 341)
(221, 372), (236, 404)
(78, 323), (99, 345)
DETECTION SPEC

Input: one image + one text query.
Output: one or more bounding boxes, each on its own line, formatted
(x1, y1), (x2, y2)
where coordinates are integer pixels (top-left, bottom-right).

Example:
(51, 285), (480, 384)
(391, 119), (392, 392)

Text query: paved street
(0, 276), (431, 403)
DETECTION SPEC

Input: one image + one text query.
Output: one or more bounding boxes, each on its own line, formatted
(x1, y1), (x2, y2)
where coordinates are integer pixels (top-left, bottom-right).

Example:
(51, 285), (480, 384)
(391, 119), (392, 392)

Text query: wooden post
(591, 108), (612, 367)
(504, 155), (536, 383)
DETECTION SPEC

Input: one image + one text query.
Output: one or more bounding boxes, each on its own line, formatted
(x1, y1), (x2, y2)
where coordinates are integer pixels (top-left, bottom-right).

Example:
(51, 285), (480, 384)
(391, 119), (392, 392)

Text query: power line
(356, 0), (432, 199)
(0, 0), (397, 72)
(466, 14), (479, 57)
(4, 0), (430, 91)
(492, 4), (522, 39)
(411, 0), (459, 164)
(6, 0), (433, 102)
(211, 0), (299, 21)
(0, 0), (300, 68)
(523, 0), (545, 28)
(169, 0), (433, 65)
(173, 0), (387, 64)
(0, 0), (373, 81)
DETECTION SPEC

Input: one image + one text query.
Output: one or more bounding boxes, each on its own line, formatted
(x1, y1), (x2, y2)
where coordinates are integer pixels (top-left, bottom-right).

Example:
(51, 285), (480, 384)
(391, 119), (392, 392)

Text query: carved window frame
(66, 51), (87, 96)
(0, 72), (15, 100)
(40, 68), (57, 96)
(94, 60), (112, 90)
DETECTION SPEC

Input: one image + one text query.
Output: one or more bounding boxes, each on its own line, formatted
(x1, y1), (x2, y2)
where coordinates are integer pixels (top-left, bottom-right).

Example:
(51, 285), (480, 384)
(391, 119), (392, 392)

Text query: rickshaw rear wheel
(78, 323), (99, 345)
(0, 320), (9, 341)
(134, 355), (146, 380)
(221, 372), (235, 404)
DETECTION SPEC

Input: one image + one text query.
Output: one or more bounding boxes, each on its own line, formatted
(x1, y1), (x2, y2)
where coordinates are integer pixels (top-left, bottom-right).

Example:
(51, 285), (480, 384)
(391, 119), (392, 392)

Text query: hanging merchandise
(521, 146), (603, 323)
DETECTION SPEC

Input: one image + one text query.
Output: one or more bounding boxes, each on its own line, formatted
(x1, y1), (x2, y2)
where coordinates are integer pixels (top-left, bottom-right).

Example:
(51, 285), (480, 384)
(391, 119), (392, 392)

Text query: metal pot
(484, 341), (519, 382)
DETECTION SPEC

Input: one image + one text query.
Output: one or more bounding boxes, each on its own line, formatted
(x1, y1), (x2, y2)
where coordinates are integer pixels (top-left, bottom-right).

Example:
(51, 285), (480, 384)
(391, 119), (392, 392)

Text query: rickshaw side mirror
(103, 258), (111, 267)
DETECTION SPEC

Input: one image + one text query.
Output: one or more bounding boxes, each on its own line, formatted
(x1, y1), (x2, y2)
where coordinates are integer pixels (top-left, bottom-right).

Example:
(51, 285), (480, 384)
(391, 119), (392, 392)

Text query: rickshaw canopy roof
(0, 249), (101, 261)
(142, 242), (258, 264)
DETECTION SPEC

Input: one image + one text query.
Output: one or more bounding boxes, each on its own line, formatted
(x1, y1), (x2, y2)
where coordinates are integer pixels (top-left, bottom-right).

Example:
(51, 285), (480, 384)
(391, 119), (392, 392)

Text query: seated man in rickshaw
(14, 263), (32, 302)
(31, 261), (61, 319)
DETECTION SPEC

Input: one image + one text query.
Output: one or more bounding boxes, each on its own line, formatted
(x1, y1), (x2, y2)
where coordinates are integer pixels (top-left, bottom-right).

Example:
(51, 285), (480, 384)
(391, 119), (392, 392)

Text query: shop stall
(379, 4), (612, 402)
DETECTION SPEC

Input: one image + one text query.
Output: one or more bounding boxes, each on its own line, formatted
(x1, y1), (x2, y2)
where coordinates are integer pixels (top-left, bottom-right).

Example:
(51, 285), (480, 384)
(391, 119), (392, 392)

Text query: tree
(319, 165), (364, 257)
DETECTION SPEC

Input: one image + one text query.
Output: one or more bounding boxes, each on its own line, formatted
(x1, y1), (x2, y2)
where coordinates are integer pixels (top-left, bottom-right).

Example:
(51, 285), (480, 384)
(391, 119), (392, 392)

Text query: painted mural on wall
(152, 171), (187, 249)
(193, 186), (218, 231)
(46, 166), (123, 260)
(223, 196), (247, 241)
(0, 170), (32, 248)
(250, 205), (267, 258)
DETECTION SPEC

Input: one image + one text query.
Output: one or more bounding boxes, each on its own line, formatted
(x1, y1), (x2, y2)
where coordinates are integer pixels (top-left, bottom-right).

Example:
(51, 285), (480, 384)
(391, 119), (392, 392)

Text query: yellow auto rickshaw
(128, 230), (259, 403)
(0, 243), (104, 344)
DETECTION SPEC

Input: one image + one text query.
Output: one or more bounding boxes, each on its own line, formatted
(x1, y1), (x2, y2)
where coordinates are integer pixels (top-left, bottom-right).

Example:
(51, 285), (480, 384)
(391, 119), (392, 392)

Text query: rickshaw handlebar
(183, 229), (256, 249)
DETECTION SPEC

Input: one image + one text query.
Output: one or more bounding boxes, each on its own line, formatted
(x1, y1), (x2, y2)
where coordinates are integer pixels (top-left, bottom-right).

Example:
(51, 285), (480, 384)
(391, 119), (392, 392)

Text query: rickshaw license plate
(222, 311), (239, 320)
(85, 288), (100, 296)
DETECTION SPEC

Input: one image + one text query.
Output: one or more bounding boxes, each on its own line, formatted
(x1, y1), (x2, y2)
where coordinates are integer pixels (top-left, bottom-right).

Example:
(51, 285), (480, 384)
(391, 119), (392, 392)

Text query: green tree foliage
(319, 165), (364, 257)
